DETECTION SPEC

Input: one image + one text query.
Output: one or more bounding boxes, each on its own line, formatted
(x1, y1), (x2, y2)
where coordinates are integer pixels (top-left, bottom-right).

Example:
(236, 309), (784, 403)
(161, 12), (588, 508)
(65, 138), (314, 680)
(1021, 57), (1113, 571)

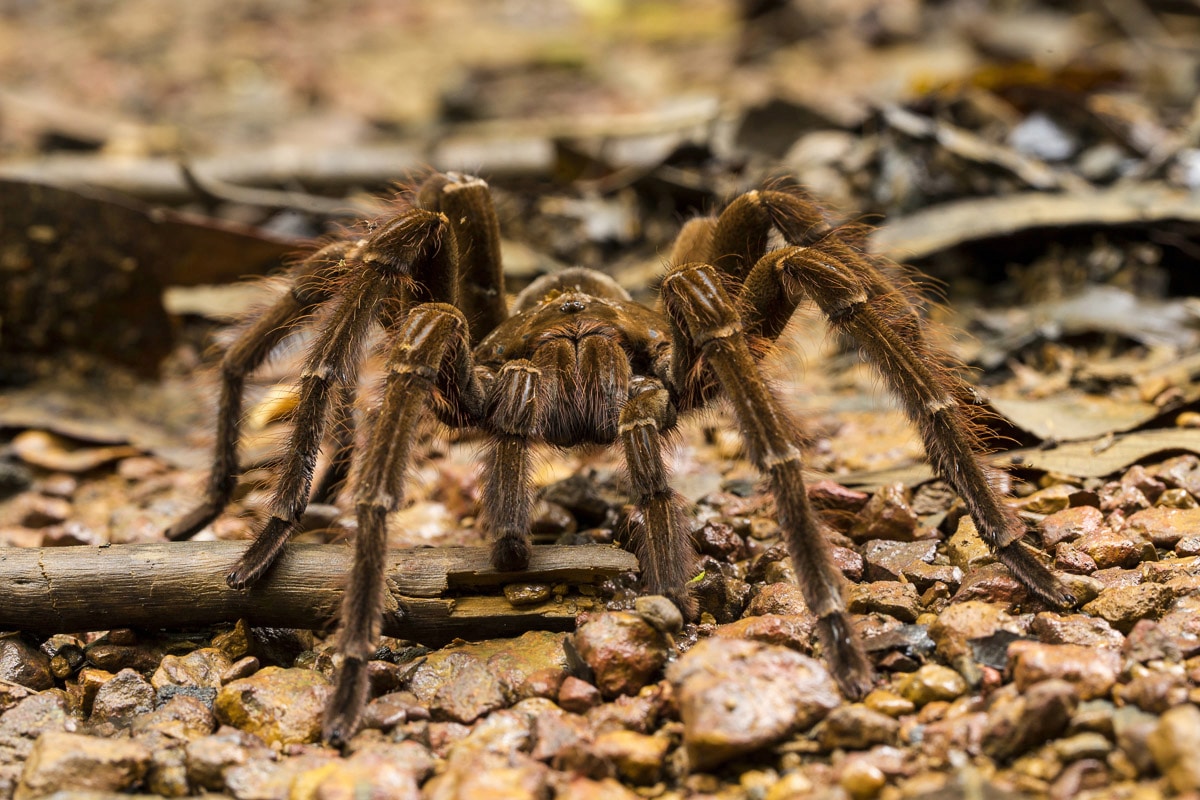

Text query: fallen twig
(0, 542), (637, 646)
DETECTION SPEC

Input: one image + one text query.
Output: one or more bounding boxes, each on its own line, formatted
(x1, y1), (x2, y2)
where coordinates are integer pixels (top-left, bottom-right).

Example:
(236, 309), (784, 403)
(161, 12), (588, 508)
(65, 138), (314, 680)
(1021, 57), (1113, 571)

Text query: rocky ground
(3, 0), (1200, 798)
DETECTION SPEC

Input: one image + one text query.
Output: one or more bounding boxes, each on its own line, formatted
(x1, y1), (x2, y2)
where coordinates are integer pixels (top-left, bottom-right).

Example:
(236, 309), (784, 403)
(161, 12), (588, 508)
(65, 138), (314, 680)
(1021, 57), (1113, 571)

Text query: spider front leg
(481, 360), (542, 572)
(166, 241), (355, 541)
(228, 208), (457, 589)
(324, 303), (484, 745)
(763, 245), (1073, 608)
(661, 264), (873, 699)
(620, 379), (697, 617)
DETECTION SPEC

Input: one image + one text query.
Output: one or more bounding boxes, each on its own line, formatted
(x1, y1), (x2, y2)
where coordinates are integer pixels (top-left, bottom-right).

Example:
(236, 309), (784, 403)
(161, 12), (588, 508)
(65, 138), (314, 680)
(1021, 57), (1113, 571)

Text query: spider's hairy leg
(418, 173), (508, 343)
(771, 245), (1073, 608)
(482, 359), (542, 572)
(166, 241), (354, 541)
(620, 380), (697, 617)
(228, 209), (455, 590)
(324, 303), (482, 746)
(309, 383), (357, 505)
(661, 263), (872, 699)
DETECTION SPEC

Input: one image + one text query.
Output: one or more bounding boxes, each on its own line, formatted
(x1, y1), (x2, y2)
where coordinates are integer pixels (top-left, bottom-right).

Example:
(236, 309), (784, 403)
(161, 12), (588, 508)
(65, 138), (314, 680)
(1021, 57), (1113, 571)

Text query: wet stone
(1176, 535), (1200, 556)
(504, 583), (551, 606)
(895, 664), (967, 707)
(15, 732), (150, 799)
(1040, 506), (1104, 548)
(816, 704), (900, 750)
(0, 638), (54, 692)
(1149, 702), (1200, 792)
(863, 688), (914, 717)
(1126, 507), (1200, 548)
(1100, 482), (1151, 514)
(91, 668), (155, 726)
(832, 546), (864, 581)
(214, 666), (332, 745)
(183, 725), (275, 792)
(1054, 731), (1111, 762)
(520, 667), (566, 701)
(1156, 597), (1200, 657)
(848, 581), (921, 623)
(1082, 582), (1174, 633)
(862, 539), (937, 582)
(130, 694), (215, 740)
(1008, 642), (1120, 700)
(808, 480), (869, 514)
(667, 638), (840, 771)
(848, 482), (918, 543)
(572, 613), (668, 699)
(362, 690), (427, 731)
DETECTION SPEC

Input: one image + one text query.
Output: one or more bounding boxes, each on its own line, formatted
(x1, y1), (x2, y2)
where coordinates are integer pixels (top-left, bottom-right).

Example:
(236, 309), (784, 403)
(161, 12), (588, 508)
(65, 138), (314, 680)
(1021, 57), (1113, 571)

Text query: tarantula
(169, 172), (1070, 744)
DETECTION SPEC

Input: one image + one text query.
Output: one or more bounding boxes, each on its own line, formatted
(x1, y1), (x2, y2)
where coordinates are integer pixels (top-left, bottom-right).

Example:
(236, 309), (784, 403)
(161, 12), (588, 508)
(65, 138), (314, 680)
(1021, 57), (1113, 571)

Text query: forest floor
(3, 1), (1200, 798)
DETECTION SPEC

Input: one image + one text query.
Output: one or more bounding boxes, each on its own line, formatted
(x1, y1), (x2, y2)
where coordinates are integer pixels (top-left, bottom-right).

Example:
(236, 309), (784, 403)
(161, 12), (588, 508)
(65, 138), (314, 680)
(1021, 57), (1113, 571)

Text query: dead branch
(0, 542), (637, 646)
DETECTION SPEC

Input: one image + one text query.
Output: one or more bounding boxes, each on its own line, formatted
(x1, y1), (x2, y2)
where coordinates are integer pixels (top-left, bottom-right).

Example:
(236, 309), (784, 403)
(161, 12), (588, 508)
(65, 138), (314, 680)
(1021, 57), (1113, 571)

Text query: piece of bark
(0, 542), (637, 645)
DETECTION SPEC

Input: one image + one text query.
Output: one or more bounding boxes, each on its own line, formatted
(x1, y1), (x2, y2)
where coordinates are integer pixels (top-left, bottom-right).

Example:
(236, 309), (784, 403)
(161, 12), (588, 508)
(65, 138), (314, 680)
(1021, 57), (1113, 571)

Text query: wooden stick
(0, 542), (637, 645)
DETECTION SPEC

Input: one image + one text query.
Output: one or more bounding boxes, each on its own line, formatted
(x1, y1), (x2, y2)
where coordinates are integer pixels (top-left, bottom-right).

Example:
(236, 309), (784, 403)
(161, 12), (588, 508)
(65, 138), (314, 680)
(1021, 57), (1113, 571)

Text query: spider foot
(165, 500), (223, 541)
(227, 517), (296, 590)
(998, 542), (1076, 609)
(816, 612), (873, 700)
(490, 535), (531, 572)
(323, 656), (370, 747)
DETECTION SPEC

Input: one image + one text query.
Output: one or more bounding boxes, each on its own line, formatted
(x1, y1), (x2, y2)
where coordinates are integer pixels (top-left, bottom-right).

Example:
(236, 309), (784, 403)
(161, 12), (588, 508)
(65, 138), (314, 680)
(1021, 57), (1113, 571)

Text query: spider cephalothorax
(169, 172), (1071, 744)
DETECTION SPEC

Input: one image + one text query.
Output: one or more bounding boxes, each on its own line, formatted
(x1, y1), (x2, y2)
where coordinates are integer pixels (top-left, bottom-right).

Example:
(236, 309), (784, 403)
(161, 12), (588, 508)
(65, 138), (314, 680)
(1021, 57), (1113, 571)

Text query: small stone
(863, 688), (914, 717)
(1114, 705), (1160, 775)
(765, 771), (815, 800)
(839, 758), (886, 800)
(929, 601), (1017, 662)
(591, 730), (670, 784)
(557, 776), (641, 800)
(862, 539), (937, 582)
(982, 679), (1078, 761)
(951, 562), (1027, 605)
(1126, 506), (1200, 548)
(715, 614), (816, 652)
(151, 648), (233, 691)
(667, 637), (840, 770)
(1082, 583), (1174, 633)
(1040, 506), (1104, 547)
(1054, 545), (1098, 575)
(692, 521), (746, 562)
(1157, 597), (1200, 657)
(0, 638), (54, 691)
(211, 620), (252, 661)
(947, 517), (992, 571)
(1158, 488), (1198, 509)
(1118, 670), (1188, 714)
(1014, 484), (1074, 515)
(1074, 528), (1154, 570)
(572, 613), (668, 699)
(408, 651), (506, 724)
(214, 666), (332, 745)
(848, 581), (921, 623)
(91, 668), (154, 726)
(745, 582), (810, 616)
(1100, 483), (1151, 514)
(131, 694), (215, 740)
(832, 546), (864, 581)
(15, 731), (150, 799)
(362, 690), (427, 731)
(1054, 731), (1111, 762)
(817, 704), (899, 750)
(521, 667), (567, 701)
(895, 664), (967, 706)
(1149, 703), (1200, 792)
(634, 595), (683, 635)
(504, 583), (551, 606)
(848, 483), (918, 543)
(1030, 612), (1125, 648)
(221, 656), (260, 684)
(184, 726), (275, 791)
(1176, 535), (1200, 557)
(1008, 642), (1119, 700)
(808, 480), (869, 514)
(558, 676), (601, 714)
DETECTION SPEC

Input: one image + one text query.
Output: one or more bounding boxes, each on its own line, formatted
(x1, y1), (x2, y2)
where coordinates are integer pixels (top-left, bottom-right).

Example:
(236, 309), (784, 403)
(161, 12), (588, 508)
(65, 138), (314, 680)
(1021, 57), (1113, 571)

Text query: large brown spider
(169, 172), (1070, 744)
